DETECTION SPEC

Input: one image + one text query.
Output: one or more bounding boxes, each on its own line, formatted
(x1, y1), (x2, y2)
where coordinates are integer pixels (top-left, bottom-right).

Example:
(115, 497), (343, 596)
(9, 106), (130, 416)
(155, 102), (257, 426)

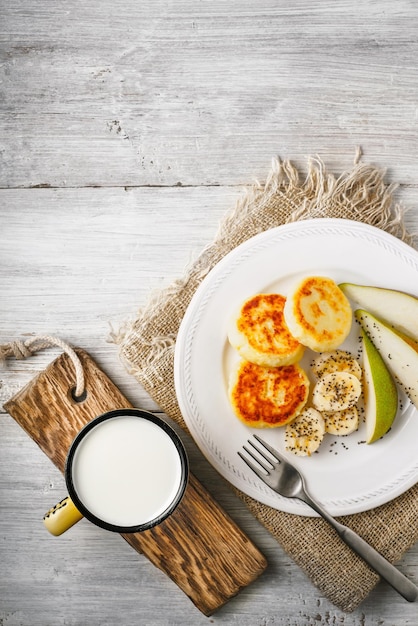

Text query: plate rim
(174, 218), (418, 516)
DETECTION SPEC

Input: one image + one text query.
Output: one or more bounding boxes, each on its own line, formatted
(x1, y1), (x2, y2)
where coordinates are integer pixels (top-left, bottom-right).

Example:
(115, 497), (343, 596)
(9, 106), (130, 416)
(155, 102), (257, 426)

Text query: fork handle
(301, 493), (418, 602)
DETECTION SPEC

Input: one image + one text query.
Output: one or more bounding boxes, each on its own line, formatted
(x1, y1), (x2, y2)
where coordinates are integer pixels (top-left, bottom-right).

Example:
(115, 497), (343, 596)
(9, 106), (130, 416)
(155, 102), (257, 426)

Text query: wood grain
(2, 0), (418, 623)
(123, 474), (267, 616)
(2, 2), (418, 189)
(4, 349), (266, 616)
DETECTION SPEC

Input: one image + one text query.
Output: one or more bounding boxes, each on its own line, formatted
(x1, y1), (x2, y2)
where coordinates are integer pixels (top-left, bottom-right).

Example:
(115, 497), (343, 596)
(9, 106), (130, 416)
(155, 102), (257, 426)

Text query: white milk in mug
(43, 409), (189, 535)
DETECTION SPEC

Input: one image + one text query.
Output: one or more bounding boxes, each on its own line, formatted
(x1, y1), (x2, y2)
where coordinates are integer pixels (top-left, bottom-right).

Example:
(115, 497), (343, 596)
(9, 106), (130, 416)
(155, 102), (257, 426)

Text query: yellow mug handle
(43, 496), (84, 536)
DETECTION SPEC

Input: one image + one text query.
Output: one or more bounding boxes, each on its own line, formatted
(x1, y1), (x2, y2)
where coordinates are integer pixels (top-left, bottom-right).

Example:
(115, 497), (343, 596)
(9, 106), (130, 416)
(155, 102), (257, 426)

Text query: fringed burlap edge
(113, 154), (418, 612)
(113, 155), (414, 373)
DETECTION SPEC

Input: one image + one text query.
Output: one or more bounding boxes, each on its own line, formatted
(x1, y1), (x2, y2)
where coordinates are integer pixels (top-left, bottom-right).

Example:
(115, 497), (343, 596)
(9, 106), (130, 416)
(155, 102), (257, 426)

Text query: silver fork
(238, 434), (418, 602)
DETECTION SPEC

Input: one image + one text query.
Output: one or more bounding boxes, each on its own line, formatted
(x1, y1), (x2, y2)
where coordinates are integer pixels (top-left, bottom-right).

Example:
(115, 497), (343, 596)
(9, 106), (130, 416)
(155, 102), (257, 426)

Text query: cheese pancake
(283, 276), (352, 352)
(228, 360), (310, 428)
(227, 293), (305, 367)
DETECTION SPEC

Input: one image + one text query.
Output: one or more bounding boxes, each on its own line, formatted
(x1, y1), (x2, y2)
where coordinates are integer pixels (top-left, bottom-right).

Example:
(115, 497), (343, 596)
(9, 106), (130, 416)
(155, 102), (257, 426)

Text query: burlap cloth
(116, 155), (418, 612)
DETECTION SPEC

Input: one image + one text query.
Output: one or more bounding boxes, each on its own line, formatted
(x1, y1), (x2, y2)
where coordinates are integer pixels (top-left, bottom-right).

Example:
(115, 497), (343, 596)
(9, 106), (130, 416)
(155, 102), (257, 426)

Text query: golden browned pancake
(227, 293), (305, 367)
(228, 359), (310, 428)
(283, 276), (352, 352)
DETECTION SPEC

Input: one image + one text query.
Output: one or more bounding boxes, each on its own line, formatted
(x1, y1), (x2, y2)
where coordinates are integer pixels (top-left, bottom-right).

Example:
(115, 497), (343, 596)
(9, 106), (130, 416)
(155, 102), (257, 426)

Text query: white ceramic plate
(174, 218), (418, 516)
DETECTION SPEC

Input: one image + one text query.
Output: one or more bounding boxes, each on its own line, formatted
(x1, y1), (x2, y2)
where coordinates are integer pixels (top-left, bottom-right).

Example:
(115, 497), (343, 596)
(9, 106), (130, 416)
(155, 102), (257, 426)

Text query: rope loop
(0, 335), (85, 398)
(7, 340), (32, 360)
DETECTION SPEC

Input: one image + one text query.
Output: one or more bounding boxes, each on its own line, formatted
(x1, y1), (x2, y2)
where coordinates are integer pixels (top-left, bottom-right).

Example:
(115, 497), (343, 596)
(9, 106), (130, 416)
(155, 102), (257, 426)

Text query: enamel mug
(43, 409), (189, 535)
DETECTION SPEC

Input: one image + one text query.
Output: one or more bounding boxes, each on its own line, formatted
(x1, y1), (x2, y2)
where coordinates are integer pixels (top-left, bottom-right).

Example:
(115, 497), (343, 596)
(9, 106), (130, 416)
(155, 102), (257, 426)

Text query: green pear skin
(340, 283), (418, 341)
(361, 329), (398, 443)
(355, 309), (418, 409)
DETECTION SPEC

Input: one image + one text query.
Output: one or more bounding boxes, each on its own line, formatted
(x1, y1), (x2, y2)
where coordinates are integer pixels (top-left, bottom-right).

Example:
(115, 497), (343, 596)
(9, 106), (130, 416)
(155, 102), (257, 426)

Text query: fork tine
(253, 434), (285, 463)
(242, 445), (272, 472)
(247, 439), (278, 468)
(237, 450), (269, 480)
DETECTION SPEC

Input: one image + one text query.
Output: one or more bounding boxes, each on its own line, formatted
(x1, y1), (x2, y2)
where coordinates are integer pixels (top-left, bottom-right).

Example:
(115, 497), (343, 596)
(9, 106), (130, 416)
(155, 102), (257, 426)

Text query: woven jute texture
(116, 155), (418, 612)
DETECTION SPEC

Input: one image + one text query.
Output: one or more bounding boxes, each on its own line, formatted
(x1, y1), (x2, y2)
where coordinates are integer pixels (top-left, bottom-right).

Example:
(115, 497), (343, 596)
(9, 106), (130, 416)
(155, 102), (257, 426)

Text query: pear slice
(393, 328), (418, 353)
(355, 309), (418, 409)
(361, 329), (398, 443)
(340, 283), (418, 341)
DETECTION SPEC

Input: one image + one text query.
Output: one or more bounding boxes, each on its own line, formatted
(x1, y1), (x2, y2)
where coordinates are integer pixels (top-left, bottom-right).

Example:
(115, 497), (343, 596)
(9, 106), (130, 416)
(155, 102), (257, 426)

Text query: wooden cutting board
(4, 348), (267, 616)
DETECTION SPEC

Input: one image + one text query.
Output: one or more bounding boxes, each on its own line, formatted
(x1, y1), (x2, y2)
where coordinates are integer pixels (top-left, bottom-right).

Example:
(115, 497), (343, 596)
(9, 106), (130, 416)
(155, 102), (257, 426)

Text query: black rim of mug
(65, 408), (189, 533)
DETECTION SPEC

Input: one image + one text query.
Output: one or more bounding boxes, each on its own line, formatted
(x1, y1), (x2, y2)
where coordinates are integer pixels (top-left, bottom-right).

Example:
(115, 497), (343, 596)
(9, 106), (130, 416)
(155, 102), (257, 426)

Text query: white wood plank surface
(1, 1), (418, 624)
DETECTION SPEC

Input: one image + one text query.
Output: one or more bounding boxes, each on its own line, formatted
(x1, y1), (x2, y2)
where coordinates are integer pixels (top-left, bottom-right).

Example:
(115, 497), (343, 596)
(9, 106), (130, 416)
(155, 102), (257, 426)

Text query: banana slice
(322, 407), (359, 436)
(312, 350), (362, 380)
(285, 407), (325, 456)
(312, 372), (362, 412)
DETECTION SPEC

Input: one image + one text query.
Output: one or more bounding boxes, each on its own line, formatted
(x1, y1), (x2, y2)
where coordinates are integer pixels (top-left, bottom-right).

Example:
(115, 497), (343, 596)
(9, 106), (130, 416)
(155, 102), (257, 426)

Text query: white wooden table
(1, 1), (417, 624)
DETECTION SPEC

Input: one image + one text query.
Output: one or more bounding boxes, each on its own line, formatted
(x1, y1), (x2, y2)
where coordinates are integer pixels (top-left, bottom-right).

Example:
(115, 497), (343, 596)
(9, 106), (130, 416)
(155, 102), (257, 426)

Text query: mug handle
(43, 496), (84, 536)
